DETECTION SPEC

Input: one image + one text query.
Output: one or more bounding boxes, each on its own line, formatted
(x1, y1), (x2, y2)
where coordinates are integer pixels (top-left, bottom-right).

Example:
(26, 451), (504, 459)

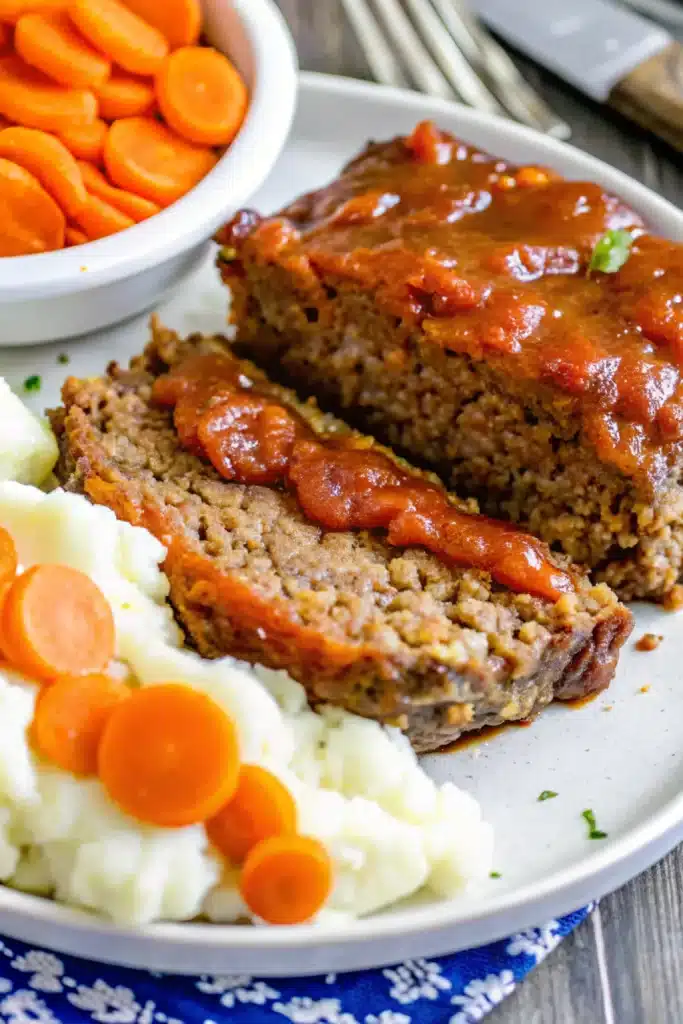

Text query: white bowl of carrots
(0, 0), (297, 345)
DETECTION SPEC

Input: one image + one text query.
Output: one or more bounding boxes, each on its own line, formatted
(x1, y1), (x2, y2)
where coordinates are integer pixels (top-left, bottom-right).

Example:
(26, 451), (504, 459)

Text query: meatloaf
(220, 120), (683, 601)
(50, 320), (631, 753)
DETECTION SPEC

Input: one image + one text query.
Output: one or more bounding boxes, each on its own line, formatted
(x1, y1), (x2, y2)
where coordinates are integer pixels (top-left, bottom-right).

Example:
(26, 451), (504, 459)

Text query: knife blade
(468, 0), (683, 151)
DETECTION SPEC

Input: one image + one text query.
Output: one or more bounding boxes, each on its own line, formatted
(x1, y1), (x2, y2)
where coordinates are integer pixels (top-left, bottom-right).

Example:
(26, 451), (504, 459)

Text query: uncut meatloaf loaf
(50, 321), (631, 753)
(221, 120), (683, 601)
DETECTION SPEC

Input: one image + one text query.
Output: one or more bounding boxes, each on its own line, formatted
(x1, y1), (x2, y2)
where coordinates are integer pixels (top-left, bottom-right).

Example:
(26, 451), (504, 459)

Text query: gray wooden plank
(486, 914), (608, 1024)
(601, 851), (683, 1024)
(277, 0), (370, 78)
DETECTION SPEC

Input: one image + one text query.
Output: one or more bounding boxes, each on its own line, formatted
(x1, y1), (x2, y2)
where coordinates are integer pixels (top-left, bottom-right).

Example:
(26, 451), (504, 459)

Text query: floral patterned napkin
(0, 907), (591, 1024)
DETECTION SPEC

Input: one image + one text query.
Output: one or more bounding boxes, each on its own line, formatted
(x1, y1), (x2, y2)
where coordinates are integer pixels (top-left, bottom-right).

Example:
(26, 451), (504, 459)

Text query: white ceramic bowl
(0, 0), (297, 346)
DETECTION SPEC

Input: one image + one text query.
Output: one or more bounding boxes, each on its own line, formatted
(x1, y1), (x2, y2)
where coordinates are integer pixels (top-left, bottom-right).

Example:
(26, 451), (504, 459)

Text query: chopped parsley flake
(582, 808), (607, 840)
(57, 353), (70, 365)
(538, 790), (558, 801)
(23, 375), (41, 393)
(490, 871), (502, 879)
(589, 229), (634, 274)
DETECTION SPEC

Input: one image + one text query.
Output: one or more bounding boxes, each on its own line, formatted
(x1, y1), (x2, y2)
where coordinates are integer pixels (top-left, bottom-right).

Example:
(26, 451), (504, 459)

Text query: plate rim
(2, 69), (683, 974)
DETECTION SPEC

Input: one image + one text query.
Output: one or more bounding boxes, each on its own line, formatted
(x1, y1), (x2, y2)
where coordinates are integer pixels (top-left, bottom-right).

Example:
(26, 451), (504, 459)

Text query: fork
(340, 0), (571, 139)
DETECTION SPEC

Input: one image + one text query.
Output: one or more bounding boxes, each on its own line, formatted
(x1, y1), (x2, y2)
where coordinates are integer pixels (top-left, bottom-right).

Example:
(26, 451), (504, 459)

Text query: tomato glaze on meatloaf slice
(50, 320), (632, 753)
(220, 122), (683, 602)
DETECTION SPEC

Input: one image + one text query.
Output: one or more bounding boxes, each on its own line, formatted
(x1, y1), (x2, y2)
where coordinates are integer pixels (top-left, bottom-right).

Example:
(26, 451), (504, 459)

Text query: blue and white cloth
(0, 907), (591, 1023)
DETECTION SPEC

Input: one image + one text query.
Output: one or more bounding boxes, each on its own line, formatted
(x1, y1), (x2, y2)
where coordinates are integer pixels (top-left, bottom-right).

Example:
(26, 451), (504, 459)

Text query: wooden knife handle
(608, 41), (683, 153)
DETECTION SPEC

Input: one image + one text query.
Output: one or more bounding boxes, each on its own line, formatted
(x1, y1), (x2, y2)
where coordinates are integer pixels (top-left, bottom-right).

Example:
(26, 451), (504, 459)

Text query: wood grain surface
(610, 42), (683, 155)
(273, 3), (683, 1022)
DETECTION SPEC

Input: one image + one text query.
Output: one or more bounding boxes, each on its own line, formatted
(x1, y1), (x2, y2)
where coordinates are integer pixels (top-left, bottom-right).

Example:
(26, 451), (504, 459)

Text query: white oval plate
(1, 72), (682, 977)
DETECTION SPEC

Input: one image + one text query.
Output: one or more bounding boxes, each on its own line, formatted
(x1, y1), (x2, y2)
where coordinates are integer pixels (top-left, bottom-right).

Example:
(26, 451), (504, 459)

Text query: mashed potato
(0, 379), (57, 486)
(0, 480), (493, 926)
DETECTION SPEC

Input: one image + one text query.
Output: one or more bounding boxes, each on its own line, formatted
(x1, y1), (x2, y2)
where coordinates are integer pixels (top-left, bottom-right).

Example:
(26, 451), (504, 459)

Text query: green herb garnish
(538, 790), (558, 802)
(582, 808), (607, 840)
(490, 871), (502, 879)
(57, 353), (70, 365)
(589, 229), (633, 274)
(23, 375), (41, 393)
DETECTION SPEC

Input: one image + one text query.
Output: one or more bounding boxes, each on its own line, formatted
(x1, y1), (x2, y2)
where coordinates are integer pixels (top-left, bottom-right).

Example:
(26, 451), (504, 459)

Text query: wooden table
(274, 3), (683, 1021)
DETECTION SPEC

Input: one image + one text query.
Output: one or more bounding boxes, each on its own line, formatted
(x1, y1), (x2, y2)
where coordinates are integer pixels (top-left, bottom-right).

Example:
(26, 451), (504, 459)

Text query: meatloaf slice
(50, 321), (632, 752)
(221, 123), (683, 602)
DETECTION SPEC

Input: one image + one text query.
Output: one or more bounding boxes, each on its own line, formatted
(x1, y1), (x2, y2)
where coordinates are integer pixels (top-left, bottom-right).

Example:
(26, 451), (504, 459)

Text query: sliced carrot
(65, 224), (87, 245)
(15, 11), (111, 89)
(0, 0), (64, 24)
(0, 528), (18, 587)
(31, 672), (130, 776)
(69, 0), (168, 77)
(57, 117), (107, 162)
(104, 116), (217, 205)
(1, 564), (114, 681)
(239, 835), (333, 925)
(121, 0), (200, 48)
(0, 21), (12, 51)
(0, 126), (86, 218)
(207, 764), (298, 864)
(0, 156), (64, 255)
(156, 46), (247, 147)
(98, 683), (240, 827)
(0, 581), (15, 662)
(94, 68), (154, 119)
(0, 530), (17, 654)
(74, 190), (134, 239)
(77, 159), (158, 221)
(0, 55), (96, 132)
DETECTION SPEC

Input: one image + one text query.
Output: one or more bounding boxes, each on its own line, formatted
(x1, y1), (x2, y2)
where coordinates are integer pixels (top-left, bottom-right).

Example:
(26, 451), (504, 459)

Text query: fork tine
(401, 0), (504, 114)
(342, 0), (571, 139)
(340, 0), (408, 89)
(431, 0), (572, 138)
(369, 0), (456, 100)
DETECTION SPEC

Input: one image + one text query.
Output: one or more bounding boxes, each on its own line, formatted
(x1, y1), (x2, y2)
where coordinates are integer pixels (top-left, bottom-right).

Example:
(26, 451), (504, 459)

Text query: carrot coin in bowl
(94, 69), (155, 120)
(77, 159), (160, 221)
(123, 0), (201, 48)
(0, 0), (63, 23)
(104, 115), (218, 205)
(0, 21), (13, 52)
(57, 117), (108, 162)
(69, 0), (169, 77)
(156, 45), (248, 147)
(0, 155), (65, 255)
(0, 54), (97, 131)
(14, 10), (112, 89)
(0, 126), (87, 219)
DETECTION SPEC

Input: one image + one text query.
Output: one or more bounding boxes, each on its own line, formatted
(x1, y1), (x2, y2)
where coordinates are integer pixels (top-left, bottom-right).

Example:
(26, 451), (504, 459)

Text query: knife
(468, 0), (683, 151)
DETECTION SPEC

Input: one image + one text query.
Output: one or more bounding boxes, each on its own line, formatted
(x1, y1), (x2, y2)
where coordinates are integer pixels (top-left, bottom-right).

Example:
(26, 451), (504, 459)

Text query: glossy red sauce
(225, 121), (683, 489)
(152, 351), (574, 601)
